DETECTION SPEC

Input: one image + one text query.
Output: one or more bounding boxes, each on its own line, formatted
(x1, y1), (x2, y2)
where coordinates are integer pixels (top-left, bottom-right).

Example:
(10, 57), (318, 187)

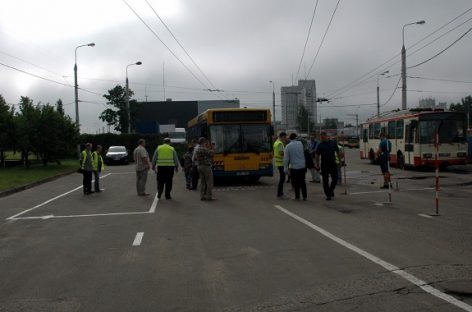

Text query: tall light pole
(269, 81), (276, 125)
(377, 70), (389, 117)
(401, 20), (425, 110)
(126, 61), (142, 134)
(74, 42), (95, 158)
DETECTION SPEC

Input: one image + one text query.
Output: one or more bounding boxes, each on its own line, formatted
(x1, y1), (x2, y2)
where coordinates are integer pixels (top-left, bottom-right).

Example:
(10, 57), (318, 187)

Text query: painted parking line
(348, 187), (434, 196)
(274, 205), (472, 312)
(6, 175), (159, 221)
(6, 173), (112, 220)
(132, 232), (144, 246)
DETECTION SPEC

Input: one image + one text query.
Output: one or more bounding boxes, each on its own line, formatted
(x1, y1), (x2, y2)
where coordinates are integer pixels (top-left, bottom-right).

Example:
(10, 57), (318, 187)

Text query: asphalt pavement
(0, 149), (471, 312)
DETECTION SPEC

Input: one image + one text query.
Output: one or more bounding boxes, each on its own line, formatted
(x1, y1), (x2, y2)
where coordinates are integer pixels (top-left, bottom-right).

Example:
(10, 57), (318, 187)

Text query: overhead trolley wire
(295, 0), (320, 81)
(380, 76), (402, 108)
(408, 26), (472, 69)
(122, 0), (224, 100)
(144, 0), (220, 92)
(325, 6), (472, 99)
(305, 0), (342, 80)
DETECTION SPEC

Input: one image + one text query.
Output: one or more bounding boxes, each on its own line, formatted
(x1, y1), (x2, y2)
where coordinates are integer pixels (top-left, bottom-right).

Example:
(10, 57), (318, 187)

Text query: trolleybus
(360, 108), (468, 168)
(187, 108), (273, 179)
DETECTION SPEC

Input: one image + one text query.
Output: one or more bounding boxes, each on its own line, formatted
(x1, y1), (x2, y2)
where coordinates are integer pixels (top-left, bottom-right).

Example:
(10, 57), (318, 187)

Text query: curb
(0, 170), (77, 198)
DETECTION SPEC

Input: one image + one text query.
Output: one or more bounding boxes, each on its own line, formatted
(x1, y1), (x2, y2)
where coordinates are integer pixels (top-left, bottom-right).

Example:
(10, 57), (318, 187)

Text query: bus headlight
(457, 152), (467, 158)
(423, 153), (432, 159)
(259, 164), (270, 170)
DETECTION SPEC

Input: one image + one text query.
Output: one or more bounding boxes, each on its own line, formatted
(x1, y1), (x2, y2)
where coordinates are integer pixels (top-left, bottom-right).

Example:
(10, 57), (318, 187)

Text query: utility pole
(74, 42), (95, 159)
(377, 70), (389, 117)
(401, 20), (425, 110)
(269, 81), (276, 125)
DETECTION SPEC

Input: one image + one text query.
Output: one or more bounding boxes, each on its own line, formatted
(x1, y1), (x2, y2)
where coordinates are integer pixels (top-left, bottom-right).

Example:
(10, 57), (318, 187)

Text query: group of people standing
(132, 137), (215, 201)
(274, 131), (342, 201)
(79, 143), (105, 195)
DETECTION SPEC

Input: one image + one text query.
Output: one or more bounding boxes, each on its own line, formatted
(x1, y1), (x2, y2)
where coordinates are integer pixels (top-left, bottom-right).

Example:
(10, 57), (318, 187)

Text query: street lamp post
(74, 42), (95, 158)
(401, 20), (425, 110)
(269, 81), (276, 125)
(126, 61), (142, 134)
(377, 70), (389, 117)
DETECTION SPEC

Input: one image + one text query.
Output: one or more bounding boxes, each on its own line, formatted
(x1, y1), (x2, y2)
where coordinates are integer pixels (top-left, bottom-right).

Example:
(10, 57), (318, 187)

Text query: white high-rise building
(281, 80), (317, 131)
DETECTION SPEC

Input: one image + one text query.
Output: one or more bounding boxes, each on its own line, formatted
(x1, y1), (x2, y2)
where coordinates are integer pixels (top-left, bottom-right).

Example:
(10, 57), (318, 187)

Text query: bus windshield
(210, 124), (272, 154)
(419, 113), (466, 144)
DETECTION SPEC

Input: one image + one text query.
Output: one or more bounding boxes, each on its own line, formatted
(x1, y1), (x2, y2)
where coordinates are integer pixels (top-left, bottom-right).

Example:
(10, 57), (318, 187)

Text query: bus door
(362, 127), (368, 158)
(404, 120), (417, 165)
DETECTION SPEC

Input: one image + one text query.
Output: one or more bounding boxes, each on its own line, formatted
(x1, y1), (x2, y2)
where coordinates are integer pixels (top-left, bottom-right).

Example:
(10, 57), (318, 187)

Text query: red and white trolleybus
(360, 108), (468, 168)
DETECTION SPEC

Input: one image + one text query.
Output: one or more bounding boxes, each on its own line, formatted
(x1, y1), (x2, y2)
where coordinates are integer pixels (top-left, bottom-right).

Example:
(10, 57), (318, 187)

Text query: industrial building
(134, 99), (240, 134)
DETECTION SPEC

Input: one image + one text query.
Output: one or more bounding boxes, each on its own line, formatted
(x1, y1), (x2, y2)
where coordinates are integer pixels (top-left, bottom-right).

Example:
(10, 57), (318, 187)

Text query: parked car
(105, 146), (129, 165)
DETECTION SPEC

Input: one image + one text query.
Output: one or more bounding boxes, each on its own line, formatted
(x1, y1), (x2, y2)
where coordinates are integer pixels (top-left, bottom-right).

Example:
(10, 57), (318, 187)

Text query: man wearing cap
(273, 132), (288, 199)
(80, 143), (94, 195)
(283, 133), (307, 200)
(315, 132), (340, 200)
(152, 138), (180, 199)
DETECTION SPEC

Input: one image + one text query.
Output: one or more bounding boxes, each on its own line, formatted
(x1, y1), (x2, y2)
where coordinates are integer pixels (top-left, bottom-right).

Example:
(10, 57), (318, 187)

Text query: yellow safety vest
(273, 139), (284, 167)
(92, 151), (105, 171)
(156, 144), (175, 166)
(81, 150), (91, 170)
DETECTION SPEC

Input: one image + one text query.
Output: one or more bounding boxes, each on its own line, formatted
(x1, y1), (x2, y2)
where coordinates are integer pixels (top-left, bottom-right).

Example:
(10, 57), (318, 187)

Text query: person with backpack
(377, 132), (392, 189)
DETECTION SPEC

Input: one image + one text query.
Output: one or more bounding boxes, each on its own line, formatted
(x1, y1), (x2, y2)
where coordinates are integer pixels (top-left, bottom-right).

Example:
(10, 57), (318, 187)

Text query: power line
(144, 0), (219, 92)
(319, 102), (377, 108)
(305, 0), (342, 79)
(0, 61), (104, 98)
(408, 76), (472, 84)
(121, 0), (223, 101)
(295, 0), (320, 81)
(0, 50), (67, 80)
(325, 7), (472, 98)
(0, 61), (71, 87)
(380, 76), (402, 108)
(408, 26), (472, 69)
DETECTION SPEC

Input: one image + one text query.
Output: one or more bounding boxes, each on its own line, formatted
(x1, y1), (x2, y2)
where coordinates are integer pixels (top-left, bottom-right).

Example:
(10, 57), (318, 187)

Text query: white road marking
(12, 211), (154, 220)
(149, 193), (158, 213)
(348, 187), (434, 196)
(6, 173), (112, 220)
(274, 205), (472, 312)
(418, 214), (433, 219)
(6, 173), (160, 221)
(132, 232), (144, 246)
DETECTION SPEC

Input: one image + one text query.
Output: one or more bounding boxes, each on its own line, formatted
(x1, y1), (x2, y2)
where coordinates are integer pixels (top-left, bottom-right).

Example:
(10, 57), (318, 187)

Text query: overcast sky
(1, 0), (471, 133)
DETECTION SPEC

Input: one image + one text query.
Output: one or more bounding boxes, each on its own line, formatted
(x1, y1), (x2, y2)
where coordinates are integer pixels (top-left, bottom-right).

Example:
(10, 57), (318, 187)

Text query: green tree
(33, 103), (79, 166)
(15, 96), (40, 168)
(100, 85), (139, 134)
(450, 95), (472, 128)
(296, 105), (315, 133)
(0, 94), (16, 167)
(56, 98), (64, 115)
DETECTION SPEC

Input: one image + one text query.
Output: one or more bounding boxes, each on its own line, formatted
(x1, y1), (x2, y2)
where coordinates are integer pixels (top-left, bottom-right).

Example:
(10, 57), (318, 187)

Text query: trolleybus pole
(432, 122), (443, 216)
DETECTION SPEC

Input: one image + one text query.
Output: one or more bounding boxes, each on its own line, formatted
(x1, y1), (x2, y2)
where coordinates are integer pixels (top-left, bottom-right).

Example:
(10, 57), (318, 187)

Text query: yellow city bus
(360, 108), (468, 168)
(187, 108), (273, 180)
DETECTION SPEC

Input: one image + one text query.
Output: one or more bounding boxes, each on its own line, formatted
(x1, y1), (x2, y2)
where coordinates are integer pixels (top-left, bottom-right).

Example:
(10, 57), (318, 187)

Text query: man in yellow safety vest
(152, 138), (180, 199)
(92, 145), (105, 193)
(80, 143), (93, 195)
(273, 132), (288, 199)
